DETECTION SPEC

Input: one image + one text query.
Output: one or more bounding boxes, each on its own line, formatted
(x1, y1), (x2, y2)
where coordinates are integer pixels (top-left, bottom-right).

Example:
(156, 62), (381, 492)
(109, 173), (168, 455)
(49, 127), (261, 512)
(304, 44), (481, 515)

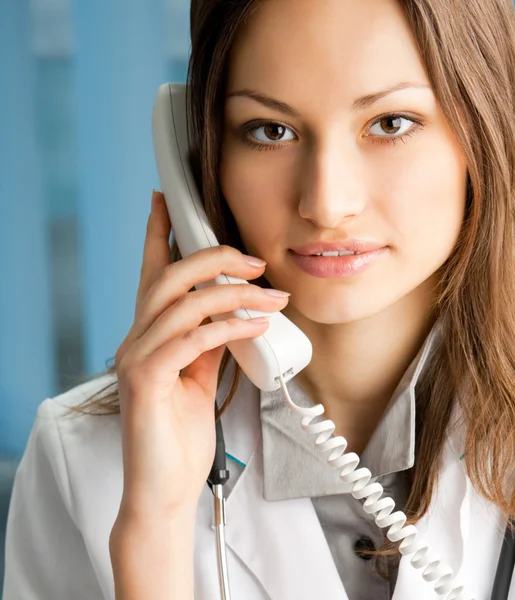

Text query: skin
(220, 0), (468, 454)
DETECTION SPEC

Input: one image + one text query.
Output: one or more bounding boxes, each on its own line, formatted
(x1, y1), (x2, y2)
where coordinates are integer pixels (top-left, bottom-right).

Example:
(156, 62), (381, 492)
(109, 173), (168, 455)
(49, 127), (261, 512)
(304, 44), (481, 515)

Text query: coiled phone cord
(276, 371), (475, 600)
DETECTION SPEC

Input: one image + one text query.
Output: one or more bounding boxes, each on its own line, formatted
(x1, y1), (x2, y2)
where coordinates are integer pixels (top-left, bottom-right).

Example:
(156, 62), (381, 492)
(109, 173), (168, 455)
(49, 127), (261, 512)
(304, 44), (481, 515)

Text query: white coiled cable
(276, 371), (474, 600)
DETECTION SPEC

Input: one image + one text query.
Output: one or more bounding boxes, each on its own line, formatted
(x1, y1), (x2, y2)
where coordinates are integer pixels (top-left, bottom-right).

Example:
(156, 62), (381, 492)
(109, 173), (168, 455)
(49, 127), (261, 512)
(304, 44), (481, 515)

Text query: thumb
(135, 190), (172, 314)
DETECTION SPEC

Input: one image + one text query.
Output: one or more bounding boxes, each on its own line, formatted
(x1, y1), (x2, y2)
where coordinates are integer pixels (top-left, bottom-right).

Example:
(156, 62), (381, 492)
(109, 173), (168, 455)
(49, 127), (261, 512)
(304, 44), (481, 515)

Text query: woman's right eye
(250, 123), (296, 143)
(239, 122), (297, 151)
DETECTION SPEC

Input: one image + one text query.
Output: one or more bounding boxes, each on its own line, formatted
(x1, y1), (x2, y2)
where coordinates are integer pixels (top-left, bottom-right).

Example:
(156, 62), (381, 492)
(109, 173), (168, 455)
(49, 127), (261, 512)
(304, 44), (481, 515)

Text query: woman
(4, 0), (515, 598)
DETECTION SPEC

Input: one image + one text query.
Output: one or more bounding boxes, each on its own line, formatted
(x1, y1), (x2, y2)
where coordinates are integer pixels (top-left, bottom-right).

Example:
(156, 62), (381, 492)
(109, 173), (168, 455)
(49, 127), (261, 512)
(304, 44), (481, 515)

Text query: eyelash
(238, 113), (425, 152)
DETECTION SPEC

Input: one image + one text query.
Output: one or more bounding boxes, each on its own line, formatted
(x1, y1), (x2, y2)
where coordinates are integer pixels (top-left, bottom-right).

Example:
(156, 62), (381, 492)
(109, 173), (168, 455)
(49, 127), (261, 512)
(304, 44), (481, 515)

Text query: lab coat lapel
(222, 438), (349, 600)
(214, 369), (349, 600)
(392, 434), (470, 598)
(393, 403), (505, 599)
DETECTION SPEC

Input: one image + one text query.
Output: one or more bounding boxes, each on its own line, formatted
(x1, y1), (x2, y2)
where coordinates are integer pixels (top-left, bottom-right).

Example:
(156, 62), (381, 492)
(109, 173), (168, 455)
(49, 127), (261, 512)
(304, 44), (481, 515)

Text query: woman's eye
(366, 114), (421, 143)
(249, 123), (296, 144)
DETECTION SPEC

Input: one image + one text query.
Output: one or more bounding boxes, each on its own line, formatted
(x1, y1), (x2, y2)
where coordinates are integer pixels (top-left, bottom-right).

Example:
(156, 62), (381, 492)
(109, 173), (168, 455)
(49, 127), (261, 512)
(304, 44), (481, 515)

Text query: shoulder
(25, 371), (119, 444)
(4, 375), (122, 599)
(11, 374), (124, 542)
(44, 371), (118, 415)
(36, 372), (120, 445)
(23, 373), (122, 511)
(37, 370), (122, 463)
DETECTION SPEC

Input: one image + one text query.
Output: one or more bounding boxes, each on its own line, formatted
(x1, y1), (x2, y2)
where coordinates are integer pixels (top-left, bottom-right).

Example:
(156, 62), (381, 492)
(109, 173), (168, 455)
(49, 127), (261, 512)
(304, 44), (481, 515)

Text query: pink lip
(289, 247), (388, 278)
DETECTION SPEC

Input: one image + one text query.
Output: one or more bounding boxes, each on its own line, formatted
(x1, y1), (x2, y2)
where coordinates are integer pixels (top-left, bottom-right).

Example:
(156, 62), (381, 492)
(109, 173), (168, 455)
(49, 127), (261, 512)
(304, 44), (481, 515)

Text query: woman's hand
(112, 190), (290, 522)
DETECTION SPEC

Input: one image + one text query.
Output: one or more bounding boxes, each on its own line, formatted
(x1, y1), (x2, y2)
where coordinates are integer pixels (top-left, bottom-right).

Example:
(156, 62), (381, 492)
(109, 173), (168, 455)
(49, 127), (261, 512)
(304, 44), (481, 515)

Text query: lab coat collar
(259, 319), (444, 502)
(207, 335), (501, 600)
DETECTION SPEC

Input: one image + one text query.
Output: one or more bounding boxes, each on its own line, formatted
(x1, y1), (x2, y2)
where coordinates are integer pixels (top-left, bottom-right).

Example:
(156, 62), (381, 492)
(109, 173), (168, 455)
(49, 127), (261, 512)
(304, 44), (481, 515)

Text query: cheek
(378, 137), (467, 267)
(219, 149), (294, 253)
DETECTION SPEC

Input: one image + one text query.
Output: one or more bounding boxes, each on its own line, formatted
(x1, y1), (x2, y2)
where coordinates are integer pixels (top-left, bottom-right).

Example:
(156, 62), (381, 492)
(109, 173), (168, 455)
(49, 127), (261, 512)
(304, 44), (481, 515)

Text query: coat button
(353, 535), (376, 560)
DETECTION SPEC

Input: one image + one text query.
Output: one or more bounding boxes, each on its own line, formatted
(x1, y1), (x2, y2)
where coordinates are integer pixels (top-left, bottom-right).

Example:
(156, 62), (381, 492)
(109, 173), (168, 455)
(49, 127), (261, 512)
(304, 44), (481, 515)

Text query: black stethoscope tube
(491, 519), (515, 600)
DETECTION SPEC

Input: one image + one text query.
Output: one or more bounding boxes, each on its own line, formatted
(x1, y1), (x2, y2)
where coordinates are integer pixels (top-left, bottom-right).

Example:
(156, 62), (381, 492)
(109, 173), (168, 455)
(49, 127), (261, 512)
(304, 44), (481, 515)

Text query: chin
(292, 295), (393, 326)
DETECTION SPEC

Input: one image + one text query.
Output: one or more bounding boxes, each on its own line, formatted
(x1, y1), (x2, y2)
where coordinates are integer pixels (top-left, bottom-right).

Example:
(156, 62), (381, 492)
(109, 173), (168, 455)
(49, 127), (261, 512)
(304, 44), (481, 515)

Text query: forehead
(225, 0), (430, 115)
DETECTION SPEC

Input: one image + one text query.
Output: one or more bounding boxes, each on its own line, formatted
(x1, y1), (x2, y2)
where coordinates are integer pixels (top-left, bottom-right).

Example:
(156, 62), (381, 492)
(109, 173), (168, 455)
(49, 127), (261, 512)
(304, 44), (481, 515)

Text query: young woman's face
(220, 0), (468, 325)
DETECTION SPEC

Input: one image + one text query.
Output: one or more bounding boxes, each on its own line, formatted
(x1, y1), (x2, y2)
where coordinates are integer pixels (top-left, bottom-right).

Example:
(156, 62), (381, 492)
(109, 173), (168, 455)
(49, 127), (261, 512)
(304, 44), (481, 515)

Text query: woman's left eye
(366, 114), (423, 145)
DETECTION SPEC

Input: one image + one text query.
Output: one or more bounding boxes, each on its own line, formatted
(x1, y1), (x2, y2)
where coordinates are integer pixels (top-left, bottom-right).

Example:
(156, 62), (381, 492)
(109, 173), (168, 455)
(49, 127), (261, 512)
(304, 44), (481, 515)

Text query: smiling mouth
(288, 247), (389, 278)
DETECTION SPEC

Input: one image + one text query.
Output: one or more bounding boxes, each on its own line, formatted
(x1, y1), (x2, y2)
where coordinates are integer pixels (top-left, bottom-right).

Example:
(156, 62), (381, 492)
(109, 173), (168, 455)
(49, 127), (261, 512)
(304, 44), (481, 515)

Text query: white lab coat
(2, 368), (513, 600)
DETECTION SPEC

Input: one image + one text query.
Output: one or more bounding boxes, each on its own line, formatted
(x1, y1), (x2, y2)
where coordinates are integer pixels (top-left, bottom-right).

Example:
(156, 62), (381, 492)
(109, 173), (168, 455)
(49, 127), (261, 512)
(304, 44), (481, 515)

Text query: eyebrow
(226, 82), (431, 118)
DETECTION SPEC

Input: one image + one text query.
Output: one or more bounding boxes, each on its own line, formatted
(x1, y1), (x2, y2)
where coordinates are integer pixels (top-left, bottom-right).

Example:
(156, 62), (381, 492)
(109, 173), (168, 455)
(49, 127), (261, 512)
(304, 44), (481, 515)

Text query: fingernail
(244, 255), (267, 267)
(248, 316), (271, 324)
(265, 289), (291, 297)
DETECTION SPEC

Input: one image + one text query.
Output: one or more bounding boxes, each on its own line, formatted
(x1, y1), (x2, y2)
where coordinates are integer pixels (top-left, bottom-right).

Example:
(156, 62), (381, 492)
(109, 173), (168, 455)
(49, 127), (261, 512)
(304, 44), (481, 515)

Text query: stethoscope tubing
(491, 519), (515, 600)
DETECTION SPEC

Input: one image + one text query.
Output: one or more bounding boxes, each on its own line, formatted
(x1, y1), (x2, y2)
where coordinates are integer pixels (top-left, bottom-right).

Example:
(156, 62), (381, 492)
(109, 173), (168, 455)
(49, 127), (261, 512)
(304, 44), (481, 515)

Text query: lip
(291, 239), (386, 256)
(288, 246), (388, 278)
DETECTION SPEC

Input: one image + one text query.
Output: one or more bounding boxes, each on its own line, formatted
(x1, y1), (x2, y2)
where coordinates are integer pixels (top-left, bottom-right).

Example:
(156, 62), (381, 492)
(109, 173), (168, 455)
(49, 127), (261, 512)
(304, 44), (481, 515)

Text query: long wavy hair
(67, 0), (515, 568)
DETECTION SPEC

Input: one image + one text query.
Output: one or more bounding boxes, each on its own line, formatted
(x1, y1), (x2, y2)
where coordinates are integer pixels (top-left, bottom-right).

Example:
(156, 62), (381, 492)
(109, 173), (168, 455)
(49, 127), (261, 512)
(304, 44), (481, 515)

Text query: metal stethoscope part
(207, 408), (232, 600)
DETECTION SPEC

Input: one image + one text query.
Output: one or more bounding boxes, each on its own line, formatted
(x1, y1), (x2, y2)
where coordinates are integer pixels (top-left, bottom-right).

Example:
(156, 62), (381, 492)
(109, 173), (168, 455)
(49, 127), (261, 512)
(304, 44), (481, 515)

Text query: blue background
(0, 0), (189, 587)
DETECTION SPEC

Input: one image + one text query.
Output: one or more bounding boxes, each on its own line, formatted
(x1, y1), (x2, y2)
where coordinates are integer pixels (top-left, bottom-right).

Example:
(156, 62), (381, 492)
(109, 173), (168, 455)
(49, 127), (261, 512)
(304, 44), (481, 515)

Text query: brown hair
(68, 0), (515, 571)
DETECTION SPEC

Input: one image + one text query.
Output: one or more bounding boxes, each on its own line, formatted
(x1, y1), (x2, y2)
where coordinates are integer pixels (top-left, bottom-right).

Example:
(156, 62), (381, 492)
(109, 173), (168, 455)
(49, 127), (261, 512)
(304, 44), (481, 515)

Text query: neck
(284, 276), (438, 455)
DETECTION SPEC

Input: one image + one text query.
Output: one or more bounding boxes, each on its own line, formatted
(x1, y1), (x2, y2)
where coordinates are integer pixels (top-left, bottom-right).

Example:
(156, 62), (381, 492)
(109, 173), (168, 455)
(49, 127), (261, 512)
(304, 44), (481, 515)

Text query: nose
(298, 142), (367, 228)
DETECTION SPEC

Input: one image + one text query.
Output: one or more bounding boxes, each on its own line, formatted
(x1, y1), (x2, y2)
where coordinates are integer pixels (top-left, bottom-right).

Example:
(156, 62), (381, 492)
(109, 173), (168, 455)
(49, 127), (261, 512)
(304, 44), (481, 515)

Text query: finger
(136, 245), (267, 337)
(132, 283), (288, 353)
(135, 190), (172, 311)
(141, 317), (271, 400)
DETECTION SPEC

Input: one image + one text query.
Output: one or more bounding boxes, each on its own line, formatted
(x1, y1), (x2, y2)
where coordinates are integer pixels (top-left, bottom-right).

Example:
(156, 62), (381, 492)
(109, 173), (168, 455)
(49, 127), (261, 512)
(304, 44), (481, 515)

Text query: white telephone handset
(151, 82), (312, 392)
